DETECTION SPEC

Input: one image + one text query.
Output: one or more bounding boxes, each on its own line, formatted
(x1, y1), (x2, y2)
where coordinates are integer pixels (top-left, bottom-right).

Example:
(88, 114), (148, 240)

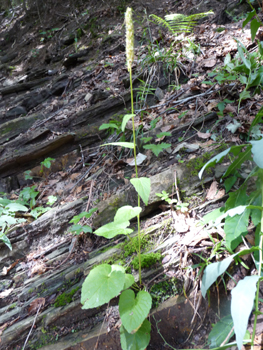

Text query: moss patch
(131, 252), (162, 270)
(54, 286), (80, 307)
(150, 278), (181, 308)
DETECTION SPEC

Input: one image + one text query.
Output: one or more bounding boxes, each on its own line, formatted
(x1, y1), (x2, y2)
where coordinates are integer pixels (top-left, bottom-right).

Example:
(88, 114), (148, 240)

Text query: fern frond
(165, 11), (214, 33)
(149, 14), (175, 34)
(150, 11), (214, 35)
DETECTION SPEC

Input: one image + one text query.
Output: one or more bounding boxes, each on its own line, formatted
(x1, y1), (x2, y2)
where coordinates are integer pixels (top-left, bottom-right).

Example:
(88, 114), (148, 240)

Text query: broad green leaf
(99, 123), (119, 130)
(0, 198), (12, 206)
(122, 114), (135, 132)
(0, 234), (12, 250)
(250, 18), (261, 42)
(224, 207), (250, 250)
(30, 207), (50, 219)
(143, 143), (171, 157)
(224, 175), (237, 193)
(69, 208), (97, 224)
(249, 105), (263, 133)
(237, 44), (250, 70)
(114, 206), (142, 223)
(242, 10), (256, 28)
(119, 290), (152, 333)
(239, 75), (247, 84)
(239, 90), (250, 102)
(198, 148), (230, 179)
(0, 215), (17, 226)
(199, 207), (225, 226)
(225, 186), (248, 211)
(102, 142), (134, 149)
(5, 203), (28, 212)
(120, 319), (151, 350)
(47, 195), (57, 205)
(201, 248), (257, 298)
(123, 274), (135, 290)
(94, 221), (133, 238)
(201, 255), (234, 297)
(250, 138), (263, 168)
(81, 264), (125, 308)
(156, 132), (172, 138)
(199, 144), (249, 179)
(208, 315), (234, 348)
(130, 178), (151, 206)
(250, 190), (262, 226)
(231, 275), (259, 350)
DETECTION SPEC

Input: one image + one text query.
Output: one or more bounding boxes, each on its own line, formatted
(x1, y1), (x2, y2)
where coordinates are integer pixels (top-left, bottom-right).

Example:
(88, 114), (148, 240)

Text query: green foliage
(130, 178), (151, 205)
(81, 264), (134, 309)
(150, 11), (213, 35)
(69, 208), (97, 235)
(120, 319), (151, 350)
(0, 197), (28, 249)
(208, 39), (263, 112)
(119, 290), (152, 333)
(143, 143), (171, 157)
(156, 190), (177, 205)
(54, 287), (80, 307)
(40, 157), (55, 174)
(199, 106), (263, 350)
(131, 252), (162, 270)
(19, 186), (39, 209)
(208, 315), (234, 348)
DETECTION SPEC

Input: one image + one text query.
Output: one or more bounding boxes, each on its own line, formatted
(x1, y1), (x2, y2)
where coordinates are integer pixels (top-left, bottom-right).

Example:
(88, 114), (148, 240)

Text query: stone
(155, 86), (164, 101)
(5, 106), (27, 118)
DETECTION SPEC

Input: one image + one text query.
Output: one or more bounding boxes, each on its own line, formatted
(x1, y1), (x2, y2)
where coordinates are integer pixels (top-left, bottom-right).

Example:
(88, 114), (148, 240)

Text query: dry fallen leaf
(28, 298), (45, 315)
(206, 181), (225, 200)
(197, 131), (211, 139)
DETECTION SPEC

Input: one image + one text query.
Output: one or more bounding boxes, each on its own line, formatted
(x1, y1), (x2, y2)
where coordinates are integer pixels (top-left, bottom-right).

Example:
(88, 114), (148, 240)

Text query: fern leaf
(149, 14), (175, 34)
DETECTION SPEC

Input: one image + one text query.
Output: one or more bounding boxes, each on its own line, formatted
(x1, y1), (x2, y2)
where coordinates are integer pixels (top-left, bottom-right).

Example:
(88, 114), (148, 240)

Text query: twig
(22, 304), (42, 350)
(174, 170), (181, 204)
(220, 325), (234, 346)
(79, 144), (85, 168)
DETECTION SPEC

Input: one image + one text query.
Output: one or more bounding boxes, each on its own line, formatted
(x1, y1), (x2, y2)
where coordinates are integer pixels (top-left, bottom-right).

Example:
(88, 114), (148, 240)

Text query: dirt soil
(1, 0), (263, 349)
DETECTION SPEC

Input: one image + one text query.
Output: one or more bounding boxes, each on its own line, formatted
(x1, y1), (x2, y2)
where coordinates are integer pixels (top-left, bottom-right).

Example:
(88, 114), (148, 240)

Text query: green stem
(251, 172), (263, 349)
(129, 68), (142, 284)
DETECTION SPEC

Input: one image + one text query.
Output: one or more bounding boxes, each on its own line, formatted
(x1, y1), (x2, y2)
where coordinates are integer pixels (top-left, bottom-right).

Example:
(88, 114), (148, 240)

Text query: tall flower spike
(125, 7), (134, 72)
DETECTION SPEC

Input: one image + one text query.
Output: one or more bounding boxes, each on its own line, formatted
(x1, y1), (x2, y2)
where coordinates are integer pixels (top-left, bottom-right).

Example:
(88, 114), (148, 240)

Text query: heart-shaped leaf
(94, 221), (133, 238)
(120, 319), (151, 350)
(119, 290), (152, 333)
(81, 264), (125, 309)
(114, 206), (142, 223)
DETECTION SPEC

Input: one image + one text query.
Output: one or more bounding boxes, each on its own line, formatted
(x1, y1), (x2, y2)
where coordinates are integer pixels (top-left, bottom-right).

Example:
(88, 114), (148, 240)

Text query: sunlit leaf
(81, 264), (125, 308)
(231, 276), (259, 350)
(130, 178), (151, 206)
(122, 114), (135, 131)
(120, 319), (151, 350)
(119, 290), (152, 333)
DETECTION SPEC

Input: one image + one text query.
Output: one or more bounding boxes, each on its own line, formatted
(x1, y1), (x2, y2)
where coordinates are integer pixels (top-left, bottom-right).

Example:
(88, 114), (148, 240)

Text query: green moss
(131, 252), (162, 270)
(150, 278), (180, 308)
(8, 302), (16, 310)
(123, 235), (150, 257)
(54, 286), (80, 307)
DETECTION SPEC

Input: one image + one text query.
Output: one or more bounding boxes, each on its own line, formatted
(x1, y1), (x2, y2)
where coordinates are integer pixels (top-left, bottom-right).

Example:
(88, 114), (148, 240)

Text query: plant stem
(129, 68), (142, 284)
(251, 172), (263, 349)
